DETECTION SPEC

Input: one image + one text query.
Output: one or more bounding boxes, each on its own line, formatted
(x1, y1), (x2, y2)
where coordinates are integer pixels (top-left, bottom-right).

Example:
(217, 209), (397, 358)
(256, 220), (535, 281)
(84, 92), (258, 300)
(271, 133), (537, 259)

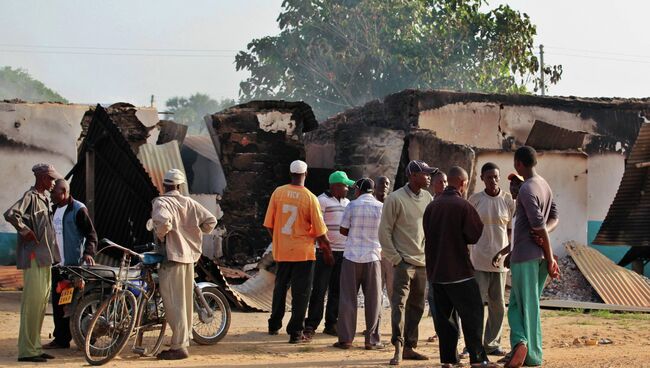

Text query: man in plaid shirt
(333, 178), (385, 350)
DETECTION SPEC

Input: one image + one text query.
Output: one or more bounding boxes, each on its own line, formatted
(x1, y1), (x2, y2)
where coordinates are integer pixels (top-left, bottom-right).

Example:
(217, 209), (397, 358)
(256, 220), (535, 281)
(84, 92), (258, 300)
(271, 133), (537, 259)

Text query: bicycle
(83, 239), (166, 365)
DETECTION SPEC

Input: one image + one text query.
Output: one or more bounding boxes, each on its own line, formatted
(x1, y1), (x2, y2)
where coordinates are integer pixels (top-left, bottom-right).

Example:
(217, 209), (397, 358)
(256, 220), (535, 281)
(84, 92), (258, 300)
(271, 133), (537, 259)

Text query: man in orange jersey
(264, 160), (333, 344)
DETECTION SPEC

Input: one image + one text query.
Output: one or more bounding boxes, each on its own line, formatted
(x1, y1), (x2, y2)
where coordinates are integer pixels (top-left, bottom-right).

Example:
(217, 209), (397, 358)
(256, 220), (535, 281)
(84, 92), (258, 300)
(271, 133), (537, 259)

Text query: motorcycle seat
(79, 264), (141, 280)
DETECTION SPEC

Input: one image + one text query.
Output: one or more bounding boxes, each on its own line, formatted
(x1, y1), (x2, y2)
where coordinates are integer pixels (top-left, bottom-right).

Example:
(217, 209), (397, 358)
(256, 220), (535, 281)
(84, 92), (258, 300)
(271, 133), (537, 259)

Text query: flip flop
(505, 342), (527, 368)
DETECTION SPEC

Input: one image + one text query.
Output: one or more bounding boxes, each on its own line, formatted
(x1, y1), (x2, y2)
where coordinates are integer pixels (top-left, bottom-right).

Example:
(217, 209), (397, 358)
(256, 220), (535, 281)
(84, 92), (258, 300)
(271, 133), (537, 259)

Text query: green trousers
(507, 259), (548, 367)
(18, 259), (51, 358)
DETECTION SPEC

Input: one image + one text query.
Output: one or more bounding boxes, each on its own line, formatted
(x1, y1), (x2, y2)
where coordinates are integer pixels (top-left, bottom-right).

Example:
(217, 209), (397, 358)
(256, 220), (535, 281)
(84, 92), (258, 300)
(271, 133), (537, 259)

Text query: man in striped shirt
(334, 178), (384, 350)
(304, 171), (355, 337)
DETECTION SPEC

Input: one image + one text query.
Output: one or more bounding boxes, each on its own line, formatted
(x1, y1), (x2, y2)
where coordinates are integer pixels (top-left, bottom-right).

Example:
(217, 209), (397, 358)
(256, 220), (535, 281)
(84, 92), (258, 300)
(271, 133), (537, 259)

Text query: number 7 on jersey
(281, 204), (298, 235)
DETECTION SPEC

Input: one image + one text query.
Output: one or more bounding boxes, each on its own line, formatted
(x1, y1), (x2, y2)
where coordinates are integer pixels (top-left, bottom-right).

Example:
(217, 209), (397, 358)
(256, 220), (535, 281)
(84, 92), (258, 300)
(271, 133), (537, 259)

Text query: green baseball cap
(329, 171), (355, 186)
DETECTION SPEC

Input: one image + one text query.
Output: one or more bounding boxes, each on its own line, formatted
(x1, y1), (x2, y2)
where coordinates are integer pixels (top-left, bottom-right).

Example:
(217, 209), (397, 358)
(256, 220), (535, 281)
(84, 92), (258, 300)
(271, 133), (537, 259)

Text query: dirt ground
(1, 291), (650, 367)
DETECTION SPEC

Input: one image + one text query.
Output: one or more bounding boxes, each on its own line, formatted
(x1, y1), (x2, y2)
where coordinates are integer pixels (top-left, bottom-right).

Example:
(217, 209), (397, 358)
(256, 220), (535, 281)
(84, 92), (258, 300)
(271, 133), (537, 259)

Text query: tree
(165, 94), (237, 134)
(0, 66), (68, 103)
(236, 0), (562, 120)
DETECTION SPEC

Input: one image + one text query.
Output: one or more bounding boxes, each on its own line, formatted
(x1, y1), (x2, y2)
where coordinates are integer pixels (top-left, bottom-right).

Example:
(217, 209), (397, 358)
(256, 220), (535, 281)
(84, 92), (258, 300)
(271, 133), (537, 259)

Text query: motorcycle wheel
(70, 292), (102, 350)
(192, 287), (231, 345)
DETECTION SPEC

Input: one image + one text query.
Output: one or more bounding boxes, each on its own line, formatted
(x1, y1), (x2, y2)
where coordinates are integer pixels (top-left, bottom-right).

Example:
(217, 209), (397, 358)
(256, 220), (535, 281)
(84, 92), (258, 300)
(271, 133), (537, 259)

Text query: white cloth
(53, 205), (67, 266)
(317, 193), (349, 252)
(340, 193), (383, 263)
(468, 190), (515, 272)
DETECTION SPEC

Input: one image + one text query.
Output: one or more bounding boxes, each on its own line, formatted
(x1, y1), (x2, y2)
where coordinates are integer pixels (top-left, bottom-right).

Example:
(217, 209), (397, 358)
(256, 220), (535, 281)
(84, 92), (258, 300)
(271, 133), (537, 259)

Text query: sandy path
(1, 291), (649, 367)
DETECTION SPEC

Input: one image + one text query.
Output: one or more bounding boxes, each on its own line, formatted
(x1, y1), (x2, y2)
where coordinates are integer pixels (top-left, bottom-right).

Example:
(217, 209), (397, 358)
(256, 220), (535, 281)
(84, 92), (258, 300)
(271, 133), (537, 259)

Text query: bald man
(47, 179), (97, 350)
(423, 166), (494, 367)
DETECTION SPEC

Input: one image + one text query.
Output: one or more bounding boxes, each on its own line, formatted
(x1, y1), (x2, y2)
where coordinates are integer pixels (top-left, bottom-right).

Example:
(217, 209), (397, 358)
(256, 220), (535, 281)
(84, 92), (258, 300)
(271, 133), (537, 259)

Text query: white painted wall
(418, 102), (599, 149)
(587, 153), (626, 221)
(472, 151), (589, 257)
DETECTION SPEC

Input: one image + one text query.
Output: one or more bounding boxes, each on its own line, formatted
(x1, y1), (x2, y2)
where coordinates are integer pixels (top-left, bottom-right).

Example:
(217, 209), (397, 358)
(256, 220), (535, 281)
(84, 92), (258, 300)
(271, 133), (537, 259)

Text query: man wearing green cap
(304, 171), (355, 338)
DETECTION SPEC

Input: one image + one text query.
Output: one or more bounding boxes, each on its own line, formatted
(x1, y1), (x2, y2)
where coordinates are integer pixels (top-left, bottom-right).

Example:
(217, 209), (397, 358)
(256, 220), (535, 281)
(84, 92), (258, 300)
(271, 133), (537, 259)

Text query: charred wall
(210, 101), (317, 255)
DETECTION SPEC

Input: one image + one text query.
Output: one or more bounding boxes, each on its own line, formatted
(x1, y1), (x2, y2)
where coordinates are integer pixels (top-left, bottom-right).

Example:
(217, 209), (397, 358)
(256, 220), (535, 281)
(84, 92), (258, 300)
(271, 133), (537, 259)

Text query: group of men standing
(264, 145), (560, 368)
(5, 165), (217, 362)
(4, 164), (97, 362)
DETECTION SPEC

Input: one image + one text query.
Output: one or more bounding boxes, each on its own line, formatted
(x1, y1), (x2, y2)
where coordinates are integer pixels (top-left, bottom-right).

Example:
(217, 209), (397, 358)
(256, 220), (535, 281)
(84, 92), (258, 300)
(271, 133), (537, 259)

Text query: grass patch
(588, 310), (650, 321)
(297, 346), (315, 353)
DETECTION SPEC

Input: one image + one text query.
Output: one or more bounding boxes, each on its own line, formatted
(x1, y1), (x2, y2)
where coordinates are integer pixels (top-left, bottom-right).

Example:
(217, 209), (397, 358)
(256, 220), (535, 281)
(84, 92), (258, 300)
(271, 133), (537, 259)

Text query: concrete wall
(586, 153), (629, 264)
(418, 102), (600, 150)
(0, 102), (161, 265)
(0, 102), (89, 264)
(472, 151), (589, 257)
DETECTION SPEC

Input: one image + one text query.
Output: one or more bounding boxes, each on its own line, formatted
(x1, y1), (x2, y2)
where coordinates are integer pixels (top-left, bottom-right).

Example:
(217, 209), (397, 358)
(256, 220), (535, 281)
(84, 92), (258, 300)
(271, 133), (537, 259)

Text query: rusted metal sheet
(594, 122), (650, 247)
(137, 141), (189, 195)
(69, 105), (158, 250)
(156, 120), (188, 146)
(566, 242), (650, 307)
(0, 266), (23, 289)
(525, 120), (588, 150)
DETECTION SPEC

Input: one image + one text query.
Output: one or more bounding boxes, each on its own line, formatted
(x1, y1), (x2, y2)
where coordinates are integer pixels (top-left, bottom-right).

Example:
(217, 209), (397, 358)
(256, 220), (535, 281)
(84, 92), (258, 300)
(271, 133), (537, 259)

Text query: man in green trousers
(4, 163), (63, 362)
(505, 147), (560, 368)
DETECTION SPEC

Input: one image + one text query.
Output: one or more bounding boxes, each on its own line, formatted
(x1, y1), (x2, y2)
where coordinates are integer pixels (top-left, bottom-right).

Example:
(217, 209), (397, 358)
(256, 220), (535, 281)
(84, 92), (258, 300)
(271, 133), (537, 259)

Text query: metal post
(539, 45), (546, 96)
(85, 150), (95, 222)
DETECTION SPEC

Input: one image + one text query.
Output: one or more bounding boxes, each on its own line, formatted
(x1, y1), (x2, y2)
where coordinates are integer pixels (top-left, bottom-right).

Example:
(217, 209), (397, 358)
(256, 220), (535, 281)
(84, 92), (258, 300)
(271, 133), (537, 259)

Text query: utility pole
(539, 44), (546, 96)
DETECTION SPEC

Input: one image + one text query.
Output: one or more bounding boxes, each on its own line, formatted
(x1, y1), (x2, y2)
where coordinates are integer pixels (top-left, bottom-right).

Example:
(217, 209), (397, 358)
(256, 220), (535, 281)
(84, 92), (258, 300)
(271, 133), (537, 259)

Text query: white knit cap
(163, 168), (186, 185)
(289, 160), (308, 174)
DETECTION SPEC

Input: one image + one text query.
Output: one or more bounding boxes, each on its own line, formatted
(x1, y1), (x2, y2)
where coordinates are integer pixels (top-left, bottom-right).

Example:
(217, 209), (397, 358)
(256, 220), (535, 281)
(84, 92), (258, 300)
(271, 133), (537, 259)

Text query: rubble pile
(542, 256), (602, 303)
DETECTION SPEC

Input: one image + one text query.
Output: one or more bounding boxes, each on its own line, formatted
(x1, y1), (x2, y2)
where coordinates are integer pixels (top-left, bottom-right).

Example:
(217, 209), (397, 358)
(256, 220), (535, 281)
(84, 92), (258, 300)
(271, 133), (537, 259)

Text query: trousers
(18, 259), (51, 358)
(390, 262), (426, 349)
(268, 261), (315, 336)
(159, 261), (194, 350)
(337, 259), (381, 345)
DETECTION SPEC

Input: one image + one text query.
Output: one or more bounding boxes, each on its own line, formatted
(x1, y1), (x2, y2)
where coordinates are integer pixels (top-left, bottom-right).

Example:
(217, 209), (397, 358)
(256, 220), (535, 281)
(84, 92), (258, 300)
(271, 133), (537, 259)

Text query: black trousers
(305, 250), (343, 331)
(51, 267), (72, 346)
(268, 260), (315, 336)
(433, 278), (488, 364)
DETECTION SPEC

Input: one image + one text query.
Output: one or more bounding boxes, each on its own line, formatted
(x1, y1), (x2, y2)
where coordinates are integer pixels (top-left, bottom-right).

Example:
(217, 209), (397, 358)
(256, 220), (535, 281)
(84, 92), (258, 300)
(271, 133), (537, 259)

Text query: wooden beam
(85, 150), (95, 222)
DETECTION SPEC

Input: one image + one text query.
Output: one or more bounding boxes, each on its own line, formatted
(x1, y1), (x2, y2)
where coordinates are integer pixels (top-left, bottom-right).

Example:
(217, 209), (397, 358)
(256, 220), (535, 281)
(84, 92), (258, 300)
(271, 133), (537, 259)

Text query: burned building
(206, 101), (318, 258)
(304, 89), (650, 266)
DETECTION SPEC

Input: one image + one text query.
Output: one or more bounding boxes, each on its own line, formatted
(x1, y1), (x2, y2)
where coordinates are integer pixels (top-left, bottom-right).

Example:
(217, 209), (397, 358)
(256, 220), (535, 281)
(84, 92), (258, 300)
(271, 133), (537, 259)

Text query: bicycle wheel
(84, 290), (137, 366)
(192, 287), (231, 345)
(70, 292), (102, 350)
(133, 290), (166, 356)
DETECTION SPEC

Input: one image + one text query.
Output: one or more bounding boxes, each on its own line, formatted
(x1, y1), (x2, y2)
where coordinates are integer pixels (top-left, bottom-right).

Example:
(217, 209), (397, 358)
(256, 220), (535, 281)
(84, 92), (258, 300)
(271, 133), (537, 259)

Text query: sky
(1, 0), (649, 110)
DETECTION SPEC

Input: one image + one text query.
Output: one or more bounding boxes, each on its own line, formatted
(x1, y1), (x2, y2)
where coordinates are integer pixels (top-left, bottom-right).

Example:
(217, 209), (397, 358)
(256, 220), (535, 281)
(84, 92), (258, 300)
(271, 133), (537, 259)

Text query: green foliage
(165, 93), (237, 134)
(0, 66), (67, 103)
(236, 0), (562, 120)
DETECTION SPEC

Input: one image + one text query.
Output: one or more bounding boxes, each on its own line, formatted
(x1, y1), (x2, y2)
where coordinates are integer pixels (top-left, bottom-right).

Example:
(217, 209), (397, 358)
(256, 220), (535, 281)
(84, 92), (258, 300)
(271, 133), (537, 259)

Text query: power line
(0, 48), (237, 58)
(544, 45), (650, 60)
(0, 43), (239, 53)
(545, 51), (650, 65)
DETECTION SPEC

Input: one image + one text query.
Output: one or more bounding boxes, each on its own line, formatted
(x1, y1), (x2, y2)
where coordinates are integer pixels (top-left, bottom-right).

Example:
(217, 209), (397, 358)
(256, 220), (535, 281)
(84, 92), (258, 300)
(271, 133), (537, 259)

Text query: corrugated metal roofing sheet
(137, 141), (189, 196)
(525, 120), (588, 150)
(566, 242), (650, 307)
(69, 105), (158, 250)
(230, 269), (291, 313)
(594, 122), (650, 246)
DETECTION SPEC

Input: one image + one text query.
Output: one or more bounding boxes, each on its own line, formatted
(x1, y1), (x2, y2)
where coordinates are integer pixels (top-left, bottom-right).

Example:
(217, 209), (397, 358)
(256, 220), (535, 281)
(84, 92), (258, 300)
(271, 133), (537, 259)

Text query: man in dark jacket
(4, 163), (62, 362)
(423, 166), (495, 367)
(44, 179), (97, 349)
